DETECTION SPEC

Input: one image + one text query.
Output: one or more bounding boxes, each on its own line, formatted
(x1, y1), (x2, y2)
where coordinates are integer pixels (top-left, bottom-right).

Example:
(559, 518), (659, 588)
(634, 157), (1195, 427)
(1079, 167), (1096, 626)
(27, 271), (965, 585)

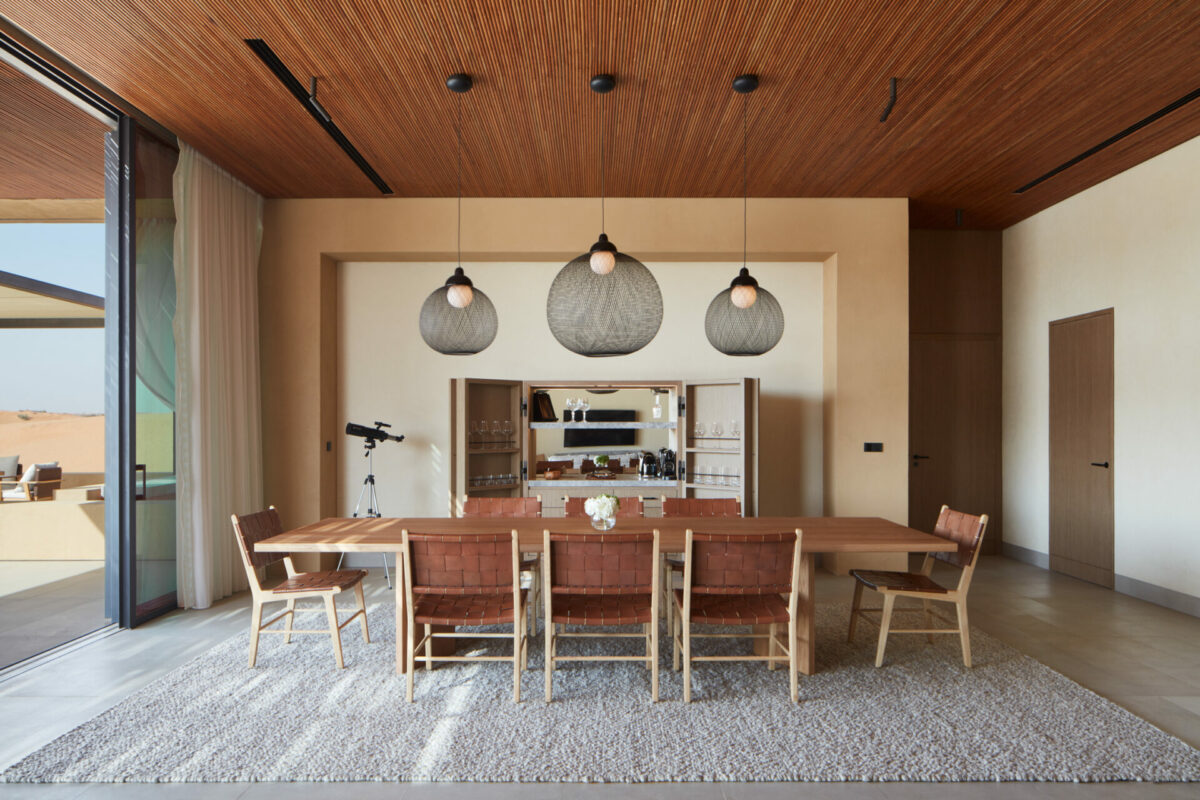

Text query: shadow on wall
(757, 392), (823, 516)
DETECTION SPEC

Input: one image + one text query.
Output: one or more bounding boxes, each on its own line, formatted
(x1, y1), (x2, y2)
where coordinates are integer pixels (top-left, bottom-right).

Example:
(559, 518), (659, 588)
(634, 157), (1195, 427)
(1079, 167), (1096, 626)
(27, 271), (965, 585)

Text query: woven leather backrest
(547, 532), (656, 595)
(461, 496), (542, 518)
(690, 532), (795, 595)
(931, 506), (988, 569)
(563, 496), (644, 518)
(232, 508), (285, 570)
(662, 497), (741, 517)
(407, 532), (515, 595)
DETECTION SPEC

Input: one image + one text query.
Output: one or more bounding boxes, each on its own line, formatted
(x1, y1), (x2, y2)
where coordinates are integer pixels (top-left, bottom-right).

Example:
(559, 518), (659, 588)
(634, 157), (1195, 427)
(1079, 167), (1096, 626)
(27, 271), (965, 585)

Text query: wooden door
(1049, 309), (1115, 587)
(908, 335), (1002, 552)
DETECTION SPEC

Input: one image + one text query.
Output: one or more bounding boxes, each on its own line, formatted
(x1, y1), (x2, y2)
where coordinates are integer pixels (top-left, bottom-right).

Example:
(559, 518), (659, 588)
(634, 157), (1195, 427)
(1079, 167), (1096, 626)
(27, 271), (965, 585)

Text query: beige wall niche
(1004, 134), (1200, 604)
(338, 260), (824, 524)
(259, 197), (909, 544)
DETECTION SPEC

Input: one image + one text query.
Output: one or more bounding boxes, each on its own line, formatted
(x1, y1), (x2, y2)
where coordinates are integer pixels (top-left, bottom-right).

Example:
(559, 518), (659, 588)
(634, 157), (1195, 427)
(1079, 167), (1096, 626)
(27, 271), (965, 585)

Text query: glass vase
(591, 515), (616, 531)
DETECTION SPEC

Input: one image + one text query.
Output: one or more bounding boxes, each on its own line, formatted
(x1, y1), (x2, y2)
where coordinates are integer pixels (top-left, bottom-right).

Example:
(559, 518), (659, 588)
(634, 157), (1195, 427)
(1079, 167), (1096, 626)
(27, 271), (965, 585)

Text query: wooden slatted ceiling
(4, 1), (1200, 228)
(0, 60), (108, 199)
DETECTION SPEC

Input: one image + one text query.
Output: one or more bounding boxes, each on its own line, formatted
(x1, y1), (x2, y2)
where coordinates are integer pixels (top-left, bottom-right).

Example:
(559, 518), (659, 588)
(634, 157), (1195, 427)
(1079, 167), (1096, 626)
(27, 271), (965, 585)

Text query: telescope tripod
(336, 442), (392, 589)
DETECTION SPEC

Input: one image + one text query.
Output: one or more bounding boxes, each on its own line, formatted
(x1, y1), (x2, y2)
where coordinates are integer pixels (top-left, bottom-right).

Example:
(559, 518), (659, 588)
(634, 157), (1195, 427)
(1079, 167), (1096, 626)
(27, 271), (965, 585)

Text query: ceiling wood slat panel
(4, 0), (1199, 227)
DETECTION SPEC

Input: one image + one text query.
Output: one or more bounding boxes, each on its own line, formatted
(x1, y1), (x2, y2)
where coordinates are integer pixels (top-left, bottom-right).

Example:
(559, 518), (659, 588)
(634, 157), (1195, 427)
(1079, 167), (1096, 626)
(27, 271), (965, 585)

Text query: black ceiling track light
(1014, 84), (1200, 194)
(244, 39), (392, 194)
(705, 74), (785, 357)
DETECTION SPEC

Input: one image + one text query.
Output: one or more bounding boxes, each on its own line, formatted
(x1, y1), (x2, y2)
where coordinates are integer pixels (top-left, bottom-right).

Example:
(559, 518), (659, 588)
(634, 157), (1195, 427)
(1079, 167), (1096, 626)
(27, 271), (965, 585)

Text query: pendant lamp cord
(600, 90), (605, 234)
(457, 91), (463, 269)
(743, 92), (748, 269)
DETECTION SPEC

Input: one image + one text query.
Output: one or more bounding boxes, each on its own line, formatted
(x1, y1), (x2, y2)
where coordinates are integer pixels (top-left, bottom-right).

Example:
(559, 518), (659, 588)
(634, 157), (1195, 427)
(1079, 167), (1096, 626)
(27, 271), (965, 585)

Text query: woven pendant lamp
(705, 74), (784, 356)
(419, 73), (498, 355)
(546, 74), (662, 357)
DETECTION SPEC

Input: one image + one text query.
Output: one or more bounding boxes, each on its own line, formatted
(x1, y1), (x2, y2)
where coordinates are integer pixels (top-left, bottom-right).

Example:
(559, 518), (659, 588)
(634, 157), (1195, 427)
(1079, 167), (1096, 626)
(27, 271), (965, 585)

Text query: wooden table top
(256, 516), (956, 555)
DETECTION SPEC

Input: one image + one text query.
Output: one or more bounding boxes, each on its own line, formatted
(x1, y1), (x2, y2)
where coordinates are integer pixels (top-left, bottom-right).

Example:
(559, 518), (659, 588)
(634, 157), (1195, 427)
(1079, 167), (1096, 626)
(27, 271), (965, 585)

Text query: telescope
(345, 421), (405, 444)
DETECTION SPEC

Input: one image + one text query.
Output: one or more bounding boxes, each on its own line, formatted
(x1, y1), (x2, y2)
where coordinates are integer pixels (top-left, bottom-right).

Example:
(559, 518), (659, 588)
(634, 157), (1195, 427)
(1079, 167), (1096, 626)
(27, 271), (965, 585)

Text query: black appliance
(563, 409), (637, 447)
(638, 450), (659, 478)
(658, 448), (677, 479)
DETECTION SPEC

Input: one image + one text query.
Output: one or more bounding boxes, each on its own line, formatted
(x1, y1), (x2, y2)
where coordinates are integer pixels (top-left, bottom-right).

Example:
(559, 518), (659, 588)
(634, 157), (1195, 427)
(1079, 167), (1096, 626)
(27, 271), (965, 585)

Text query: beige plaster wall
(1003, 135), (1200, 600)
(259, 198), (909, 533)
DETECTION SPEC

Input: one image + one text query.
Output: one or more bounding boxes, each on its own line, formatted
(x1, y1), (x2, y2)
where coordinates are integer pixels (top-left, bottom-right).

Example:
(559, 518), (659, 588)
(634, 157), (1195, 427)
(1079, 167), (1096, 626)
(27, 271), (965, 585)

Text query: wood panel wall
(909, 229), (1002, 552)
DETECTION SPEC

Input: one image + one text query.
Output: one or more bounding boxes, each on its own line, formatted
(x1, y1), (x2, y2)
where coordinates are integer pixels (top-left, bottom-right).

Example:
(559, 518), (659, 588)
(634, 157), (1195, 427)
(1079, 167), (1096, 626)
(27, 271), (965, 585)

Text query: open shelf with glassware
(450, 378), (758, 516)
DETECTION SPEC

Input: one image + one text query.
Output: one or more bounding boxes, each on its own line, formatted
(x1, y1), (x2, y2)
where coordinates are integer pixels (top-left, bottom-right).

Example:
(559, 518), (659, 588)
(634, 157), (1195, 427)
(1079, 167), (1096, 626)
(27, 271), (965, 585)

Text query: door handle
(1090, 461), (1110, 468)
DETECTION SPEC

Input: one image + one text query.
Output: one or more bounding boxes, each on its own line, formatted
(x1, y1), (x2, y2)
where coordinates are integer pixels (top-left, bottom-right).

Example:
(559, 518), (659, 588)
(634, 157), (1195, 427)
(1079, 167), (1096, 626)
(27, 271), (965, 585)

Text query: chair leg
(768, 622), (778, 670)
(789, 617), (799, 703)
(644, 622), (652, 670)
(672, 603), (681, 672)
(848, 580), (864, 642)
(957, 600), (972, 668)
(406, 616), (416, 702)
(283, 598), (295, 645)
(424, 623), (433, 672)
(923, 598), (934, 644)
(354, 581), (370, 643)
(513, 614), (522, 704)
(651, 610), (660, 702)
(544, 616), (553, 702)
(682, 618), (692, 703)
(324, 594), (345, 669)
(875, 593), (896, 668)
(248, 600), (263, 667)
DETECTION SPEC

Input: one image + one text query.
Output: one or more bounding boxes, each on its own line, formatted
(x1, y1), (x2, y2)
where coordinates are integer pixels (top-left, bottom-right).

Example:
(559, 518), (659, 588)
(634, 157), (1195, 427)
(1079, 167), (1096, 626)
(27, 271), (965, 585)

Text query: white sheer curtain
(173, 143), (264, 609)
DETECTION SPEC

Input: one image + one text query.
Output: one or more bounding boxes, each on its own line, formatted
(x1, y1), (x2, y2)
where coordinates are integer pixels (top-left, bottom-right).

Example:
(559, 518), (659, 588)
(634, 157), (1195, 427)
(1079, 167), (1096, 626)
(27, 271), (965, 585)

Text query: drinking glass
(730, 419), (740, 440)
(694, 422), (706, 440)
(712, 422), (723, 446)
(564, 397), (577, 422)
(730, 467), (740, 487)
(579, 398), (590, 422)
(502, 420), (513, 447)
(490, 420), (502, 449)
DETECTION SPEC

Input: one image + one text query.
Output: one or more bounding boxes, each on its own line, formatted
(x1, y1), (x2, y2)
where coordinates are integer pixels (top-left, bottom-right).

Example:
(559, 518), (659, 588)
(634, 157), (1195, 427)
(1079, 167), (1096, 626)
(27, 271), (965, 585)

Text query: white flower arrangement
(583, 494), (620, 520)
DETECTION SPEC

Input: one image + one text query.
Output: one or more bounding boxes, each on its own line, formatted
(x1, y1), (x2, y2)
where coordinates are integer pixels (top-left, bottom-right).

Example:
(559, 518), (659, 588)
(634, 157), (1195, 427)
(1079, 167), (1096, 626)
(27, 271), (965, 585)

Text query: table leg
(796, 551), (815, 675)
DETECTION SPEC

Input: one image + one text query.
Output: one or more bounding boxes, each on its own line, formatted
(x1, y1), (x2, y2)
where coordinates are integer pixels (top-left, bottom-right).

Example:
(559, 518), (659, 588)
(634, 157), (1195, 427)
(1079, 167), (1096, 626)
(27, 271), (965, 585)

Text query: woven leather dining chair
(848, 505), (989, 667)
(231, 507), (370, 669)
(562, 496), (644, 518)
(401, 529), (528, 702)
(542, 529), (661, 701)
(461, 495), (542, 628)
(674, 529), (802, 702)
(660, 496), (742, 636)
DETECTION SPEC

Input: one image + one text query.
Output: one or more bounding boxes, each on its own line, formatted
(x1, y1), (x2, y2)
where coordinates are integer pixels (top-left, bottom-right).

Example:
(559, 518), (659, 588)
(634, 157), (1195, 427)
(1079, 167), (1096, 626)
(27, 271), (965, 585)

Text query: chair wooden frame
(848, 505), (989, 668)
(231, 508), (370, 669)
(673, 529), (802, 703)
(542, 529), (661, 702)
(401, 528), (528, 703)
(460, 495), (543, 630)
(1, 465), (62, 502)
(659, 496), (742, 623)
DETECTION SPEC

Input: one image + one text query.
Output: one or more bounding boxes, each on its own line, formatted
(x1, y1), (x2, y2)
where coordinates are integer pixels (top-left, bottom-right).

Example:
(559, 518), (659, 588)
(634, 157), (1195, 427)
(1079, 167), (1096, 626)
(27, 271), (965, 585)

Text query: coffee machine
(658, 448), (677, 479)
(638, 450), (659, 478)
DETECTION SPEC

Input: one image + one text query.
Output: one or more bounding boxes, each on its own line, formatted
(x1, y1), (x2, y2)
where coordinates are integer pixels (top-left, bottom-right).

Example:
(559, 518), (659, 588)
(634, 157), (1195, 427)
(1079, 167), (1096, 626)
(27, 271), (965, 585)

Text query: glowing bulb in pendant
(447, 283), (474, 308)
(731, 284), (758, 309)
(590, 249), (616, 275)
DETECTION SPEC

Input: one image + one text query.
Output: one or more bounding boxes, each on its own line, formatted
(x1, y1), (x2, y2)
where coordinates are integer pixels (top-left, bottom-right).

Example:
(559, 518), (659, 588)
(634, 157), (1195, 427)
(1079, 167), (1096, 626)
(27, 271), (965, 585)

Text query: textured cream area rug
(4, 602), (1199, 783)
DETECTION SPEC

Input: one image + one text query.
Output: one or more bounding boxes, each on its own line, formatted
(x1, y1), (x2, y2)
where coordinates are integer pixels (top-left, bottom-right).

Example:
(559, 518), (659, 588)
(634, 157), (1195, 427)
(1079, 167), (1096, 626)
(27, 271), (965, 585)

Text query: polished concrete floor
(0, 563), (108, 670)
(0, 556), (1196, 798)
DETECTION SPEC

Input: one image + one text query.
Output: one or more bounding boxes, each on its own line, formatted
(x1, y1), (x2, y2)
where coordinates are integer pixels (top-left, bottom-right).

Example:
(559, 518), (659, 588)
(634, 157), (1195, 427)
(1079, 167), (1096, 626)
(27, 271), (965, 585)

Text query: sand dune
(0, 410), (104, 473)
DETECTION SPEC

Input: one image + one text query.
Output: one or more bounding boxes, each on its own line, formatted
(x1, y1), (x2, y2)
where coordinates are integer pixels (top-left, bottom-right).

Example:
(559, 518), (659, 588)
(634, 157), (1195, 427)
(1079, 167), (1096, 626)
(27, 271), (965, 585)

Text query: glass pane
(133, 133), (178, 618)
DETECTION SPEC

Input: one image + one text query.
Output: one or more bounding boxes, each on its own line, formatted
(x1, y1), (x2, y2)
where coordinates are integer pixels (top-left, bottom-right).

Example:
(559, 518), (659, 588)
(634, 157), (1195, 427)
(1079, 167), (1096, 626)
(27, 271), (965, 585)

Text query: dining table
(256, 515), (956, 675)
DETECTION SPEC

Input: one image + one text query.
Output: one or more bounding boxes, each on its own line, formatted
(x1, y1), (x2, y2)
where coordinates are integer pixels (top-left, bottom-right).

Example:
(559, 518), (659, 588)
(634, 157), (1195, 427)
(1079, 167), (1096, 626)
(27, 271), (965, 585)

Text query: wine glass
(490, 420), (501, 450)
(564, 397), (577, 422)
(469, 420), (481, 448)
(694, 421), (706, 440)
(712, 422), (723, 447)
(502, 420), (513, 447)
(579, 397), (590, 422)
(730, 419), (740, 440)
